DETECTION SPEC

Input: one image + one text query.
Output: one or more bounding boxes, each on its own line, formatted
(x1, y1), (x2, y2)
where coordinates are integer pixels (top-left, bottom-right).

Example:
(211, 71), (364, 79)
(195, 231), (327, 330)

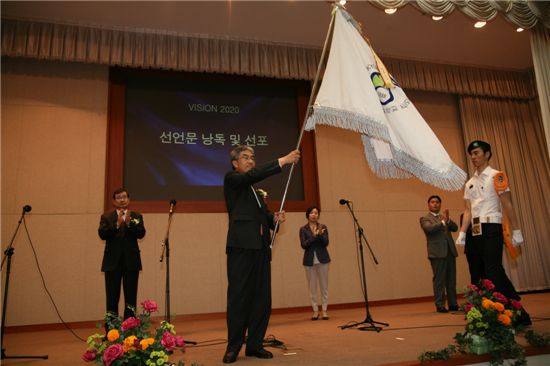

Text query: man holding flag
(223, 145), (300, 363)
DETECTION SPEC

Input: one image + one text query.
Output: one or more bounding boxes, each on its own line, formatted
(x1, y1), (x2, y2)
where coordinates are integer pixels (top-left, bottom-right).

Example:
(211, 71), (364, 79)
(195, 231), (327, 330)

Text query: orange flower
(482, 299), (494, 309)
(498, 314), (512, 326)
(504, 309), (513, 317)
(140, 338), (155, 350)
(493, 302), (505, 312)
(123, 335), (137, 352)
(107, 329), (120, 342)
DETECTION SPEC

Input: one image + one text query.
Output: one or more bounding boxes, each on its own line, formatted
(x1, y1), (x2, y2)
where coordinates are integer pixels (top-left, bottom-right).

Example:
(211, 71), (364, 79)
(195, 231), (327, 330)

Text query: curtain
(459, 96), (550, 291)
(1, 18), (537, 100)
(371, 0), (549, 29)
(0, 18), (320, 81)
(530, 24), (550, 161)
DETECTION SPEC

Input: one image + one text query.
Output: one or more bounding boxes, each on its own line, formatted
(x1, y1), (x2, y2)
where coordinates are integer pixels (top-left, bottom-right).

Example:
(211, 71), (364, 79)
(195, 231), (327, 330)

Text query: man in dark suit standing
(222, 145), (300, 364)
(98, 188), (146, 321)
(419, 195), (459, 313)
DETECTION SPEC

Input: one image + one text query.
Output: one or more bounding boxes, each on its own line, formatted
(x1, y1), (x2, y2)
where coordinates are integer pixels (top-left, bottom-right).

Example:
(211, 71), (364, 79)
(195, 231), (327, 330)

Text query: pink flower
(102, 344), (124, 366)
(493, 291), (508, 304)
(510, 299), (523, 310)
(467, 284), (479, 292)
(82, 349), (97, 362)
(142, 299), (158, 313)
(464, 303), (474, 313)
(481, 279), (495, 290)
(121, 317), (141, 331)
(175, 335), (185, 348)
(161, 331), (177, 352)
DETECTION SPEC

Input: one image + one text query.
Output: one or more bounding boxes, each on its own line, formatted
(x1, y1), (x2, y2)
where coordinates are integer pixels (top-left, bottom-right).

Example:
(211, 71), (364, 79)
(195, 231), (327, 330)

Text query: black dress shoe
(245, 348), (273, 359)
(448, 305), (459, 311)
(223, 351), (238, 363)
(436, 307), (448, 313)
(311, 315), (319, 320)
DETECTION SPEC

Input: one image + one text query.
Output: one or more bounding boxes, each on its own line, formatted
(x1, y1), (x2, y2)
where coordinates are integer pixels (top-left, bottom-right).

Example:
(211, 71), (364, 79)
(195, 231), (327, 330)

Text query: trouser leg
(305, 265), (318, 311)
(122, 270), (139, 319)
(430, 258), (446, 308)
(317, 263), (330, 312)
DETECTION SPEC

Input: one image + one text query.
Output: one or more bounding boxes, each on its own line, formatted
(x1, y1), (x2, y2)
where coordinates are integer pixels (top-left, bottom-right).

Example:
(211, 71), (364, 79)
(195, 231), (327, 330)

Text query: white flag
(305, 6), (466, 191)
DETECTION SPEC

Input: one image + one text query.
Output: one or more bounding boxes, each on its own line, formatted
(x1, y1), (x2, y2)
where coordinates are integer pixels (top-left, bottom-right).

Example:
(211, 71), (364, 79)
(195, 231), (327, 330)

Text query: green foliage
(525, 330), (550, 347)
(418, 344), (458, 362)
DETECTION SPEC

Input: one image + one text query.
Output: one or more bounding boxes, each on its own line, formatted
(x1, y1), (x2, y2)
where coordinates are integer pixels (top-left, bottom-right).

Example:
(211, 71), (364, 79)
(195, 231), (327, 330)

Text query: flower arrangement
(456, 279), (526, 365)
(83, 300), (188, 366)
(419, 279), (542, 366)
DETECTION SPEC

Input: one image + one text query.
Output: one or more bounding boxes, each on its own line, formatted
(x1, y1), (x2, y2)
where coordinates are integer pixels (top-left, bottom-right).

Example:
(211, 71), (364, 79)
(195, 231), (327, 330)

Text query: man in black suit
(419, 195), (459, 313)
(222, 145), (300, 364)
(98, 188), (146, 322)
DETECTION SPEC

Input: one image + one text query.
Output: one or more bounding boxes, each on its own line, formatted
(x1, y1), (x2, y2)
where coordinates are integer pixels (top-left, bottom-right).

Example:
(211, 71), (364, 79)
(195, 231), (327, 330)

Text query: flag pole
(270, 4), (338, 248)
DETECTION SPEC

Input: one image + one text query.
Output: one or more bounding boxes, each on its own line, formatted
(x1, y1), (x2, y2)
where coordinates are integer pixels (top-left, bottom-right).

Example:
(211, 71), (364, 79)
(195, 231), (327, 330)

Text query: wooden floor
(2, 293), (550, 366)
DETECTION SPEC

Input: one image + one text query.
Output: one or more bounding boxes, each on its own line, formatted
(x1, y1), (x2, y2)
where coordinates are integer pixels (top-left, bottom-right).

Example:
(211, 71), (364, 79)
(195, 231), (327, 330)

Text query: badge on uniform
(472, 217), (482, 236)
(494, 171), (508, 194)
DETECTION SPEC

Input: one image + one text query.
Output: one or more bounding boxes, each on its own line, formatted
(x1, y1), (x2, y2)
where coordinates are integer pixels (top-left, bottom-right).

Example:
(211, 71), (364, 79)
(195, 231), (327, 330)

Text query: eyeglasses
(239, 154), (256, 161)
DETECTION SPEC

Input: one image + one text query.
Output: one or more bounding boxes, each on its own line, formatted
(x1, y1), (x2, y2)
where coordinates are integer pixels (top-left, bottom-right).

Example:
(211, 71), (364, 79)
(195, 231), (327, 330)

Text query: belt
(473, 216), (502, 224)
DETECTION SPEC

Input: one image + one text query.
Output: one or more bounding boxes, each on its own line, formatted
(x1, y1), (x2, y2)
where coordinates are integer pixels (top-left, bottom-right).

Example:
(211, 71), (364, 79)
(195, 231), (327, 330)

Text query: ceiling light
(385, 8), (397, 15)
(474, 21), (486, 28)
(516, 27), (524, 32)
(338, 0), (346, 5)
(432, 15), (443, 21)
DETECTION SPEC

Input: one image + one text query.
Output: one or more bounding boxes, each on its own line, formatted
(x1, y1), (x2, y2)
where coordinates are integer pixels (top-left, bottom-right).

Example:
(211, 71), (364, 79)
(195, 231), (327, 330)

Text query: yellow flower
(123, 335), (138, 351)
(140, 338), (155, 350)
(498, 314), (512, 326)
(493, 302), (505, 312)
(107, 329), (120, 342)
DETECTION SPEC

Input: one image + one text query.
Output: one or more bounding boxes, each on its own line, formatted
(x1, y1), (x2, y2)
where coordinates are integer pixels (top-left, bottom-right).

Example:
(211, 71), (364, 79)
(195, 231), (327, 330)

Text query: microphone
(169, 200), (177, 214)
(339, 199), (350, 205)
(23, 205), (32, 213)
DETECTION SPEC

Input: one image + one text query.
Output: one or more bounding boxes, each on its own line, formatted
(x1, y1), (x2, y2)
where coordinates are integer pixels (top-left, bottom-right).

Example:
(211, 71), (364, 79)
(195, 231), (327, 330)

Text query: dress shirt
(464, 166), (510, 219)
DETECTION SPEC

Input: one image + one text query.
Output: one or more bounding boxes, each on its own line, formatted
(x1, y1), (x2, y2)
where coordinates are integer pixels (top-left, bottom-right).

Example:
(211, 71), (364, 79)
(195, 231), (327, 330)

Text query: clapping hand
(313, 225), (325, 236)
(274, 211), (286, 223)
(441, 209), (449, 223)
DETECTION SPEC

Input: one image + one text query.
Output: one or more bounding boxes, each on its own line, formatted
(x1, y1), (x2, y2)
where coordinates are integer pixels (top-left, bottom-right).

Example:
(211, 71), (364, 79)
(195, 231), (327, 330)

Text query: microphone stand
(1, 208), (48, 360)
(339, 202), (388, 332)
(159, 203), (197, 345)
(160, 204), (175, 323)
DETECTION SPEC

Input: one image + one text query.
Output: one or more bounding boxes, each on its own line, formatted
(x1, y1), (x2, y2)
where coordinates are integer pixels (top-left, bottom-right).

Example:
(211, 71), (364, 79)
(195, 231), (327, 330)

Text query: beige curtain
(0, 18), (320, 81)
(459, 96), (550, 291)
(530, 24), (550, 161)
(371, 0), (550, 29)
(0, 18), (537, 100)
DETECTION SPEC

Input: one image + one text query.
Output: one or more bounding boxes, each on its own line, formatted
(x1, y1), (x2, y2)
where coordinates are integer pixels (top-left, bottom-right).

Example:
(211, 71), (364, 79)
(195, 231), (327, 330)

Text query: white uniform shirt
(464, 166), (510, 219)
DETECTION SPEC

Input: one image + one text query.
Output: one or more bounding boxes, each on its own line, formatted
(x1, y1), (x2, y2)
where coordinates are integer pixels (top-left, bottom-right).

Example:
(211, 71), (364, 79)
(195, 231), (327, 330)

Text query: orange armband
(494, 171), (509, 194)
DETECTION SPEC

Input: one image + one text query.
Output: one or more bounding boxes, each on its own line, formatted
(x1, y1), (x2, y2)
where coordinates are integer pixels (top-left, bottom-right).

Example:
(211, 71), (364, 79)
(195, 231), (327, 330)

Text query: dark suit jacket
(224, 160), (281, 250)
(419, 213), (458, 259)
(98, 210), (146, 271)
(300, 223), (330, 266)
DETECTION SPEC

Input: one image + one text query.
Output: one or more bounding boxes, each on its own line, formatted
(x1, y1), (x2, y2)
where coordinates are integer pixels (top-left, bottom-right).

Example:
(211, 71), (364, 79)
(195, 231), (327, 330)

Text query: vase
(468, 334), (492, 355)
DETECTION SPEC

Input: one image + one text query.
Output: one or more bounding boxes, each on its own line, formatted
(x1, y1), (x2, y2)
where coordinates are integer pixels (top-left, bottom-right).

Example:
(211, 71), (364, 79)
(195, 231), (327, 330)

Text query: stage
(2, 293), (549, 365)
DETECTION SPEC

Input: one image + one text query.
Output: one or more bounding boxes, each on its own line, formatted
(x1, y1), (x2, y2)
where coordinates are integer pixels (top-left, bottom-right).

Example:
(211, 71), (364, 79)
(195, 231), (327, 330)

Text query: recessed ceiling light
(385, 8), (397, 15)
(432, 15), (443, 21)
(474, 21), (486, 28)
(339, 0), (346, 5)
(516, 27), (524, 32)
(474, 21), (487, 28)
